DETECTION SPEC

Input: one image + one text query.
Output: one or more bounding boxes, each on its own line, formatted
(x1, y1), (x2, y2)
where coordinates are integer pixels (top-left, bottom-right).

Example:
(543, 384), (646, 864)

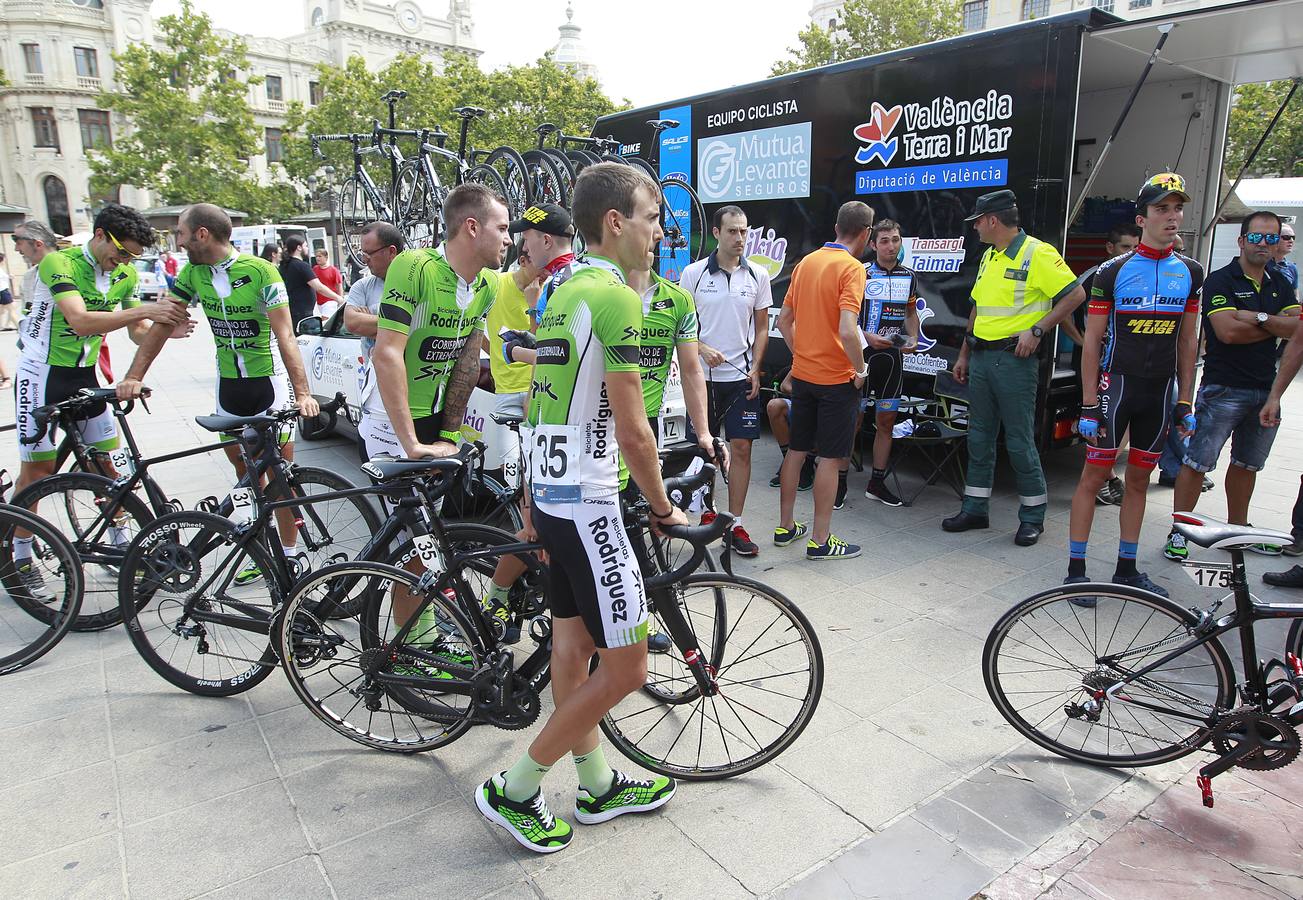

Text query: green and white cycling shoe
(1163, 530), (1188, 561)
(233, 563), (264, 587)
(475, 773), (573, 854)
(574, 770), (676, 825)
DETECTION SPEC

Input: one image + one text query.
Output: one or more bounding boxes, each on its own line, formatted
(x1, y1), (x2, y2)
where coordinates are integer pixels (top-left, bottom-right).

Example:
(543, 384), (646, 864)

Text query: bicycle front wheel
(521, 150), (568, 211)
(340, 176), (382, 267)
(659, 178), (708, 278)
(0, 504), (83, 675)
(484, 146), (531, 219)
(119, 511), (282, 696)
(601, 573), (823, 780)
(395, 161), (440, 250)
(983, 583), (1236, 767)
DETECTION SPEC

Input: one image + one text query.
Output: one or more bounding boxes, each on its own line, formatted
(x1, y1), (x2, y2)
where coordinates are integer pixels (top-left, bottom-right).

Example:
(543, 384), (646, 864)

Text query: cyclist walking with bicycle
(1066, 174), (1202, 600)
(117, 204), (320, 580)
(475, 162), (688, 853)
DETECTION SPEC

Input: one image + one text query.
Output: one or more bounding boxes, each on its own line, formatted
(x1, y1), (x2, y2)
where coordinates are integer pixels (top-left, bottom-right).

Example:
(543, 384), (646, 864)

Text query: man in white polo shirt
(680, 205), (772, 557)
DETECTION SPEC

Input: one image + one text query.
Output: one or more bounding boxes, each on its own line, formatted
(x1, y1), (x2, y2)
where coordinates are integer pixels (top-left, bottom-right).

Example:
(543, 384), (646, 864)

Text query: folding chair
(882, 369), (969, 505)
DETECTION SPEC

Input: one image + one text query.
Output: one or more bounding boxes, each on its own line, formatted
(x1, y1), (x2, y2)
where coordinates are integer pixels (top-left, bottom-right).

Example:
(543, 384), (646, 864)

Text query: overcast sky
(153, 1), (813, 109)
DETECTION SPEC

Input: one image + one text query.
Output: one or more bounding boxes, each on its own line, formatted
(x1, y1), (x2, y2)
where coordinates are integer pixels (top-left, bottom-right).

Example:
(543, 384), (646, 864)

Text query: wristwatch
(1030, 324), (1045, 339)
(1256, 312), (1270, 327)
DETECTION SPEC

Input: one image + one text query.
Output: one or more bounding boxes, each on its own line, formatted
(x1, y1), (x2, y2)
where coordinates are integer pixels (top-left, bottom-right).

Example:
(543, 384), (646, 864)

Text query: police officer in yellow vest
(943, 190), (1086, 546)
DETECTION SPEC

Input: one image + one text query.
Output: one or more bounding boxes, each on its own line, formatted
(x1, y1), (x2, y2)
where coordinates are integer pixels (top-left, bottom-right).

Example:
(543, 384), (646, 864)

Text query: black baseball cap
(964, 189), (1018, 222)
(508, 203), (574, 238)
(1136, 172), (1192, 209)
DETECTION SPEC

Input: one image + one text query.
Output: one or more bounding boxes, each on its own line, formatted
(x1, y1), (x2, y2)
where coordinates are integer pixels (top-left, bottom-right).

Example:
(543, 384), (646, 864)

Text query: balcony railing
(23, 73), (45, 86)
(4, 0), (106, 24)
(77, 76), (102, 92)
(267, 99), (286, 114)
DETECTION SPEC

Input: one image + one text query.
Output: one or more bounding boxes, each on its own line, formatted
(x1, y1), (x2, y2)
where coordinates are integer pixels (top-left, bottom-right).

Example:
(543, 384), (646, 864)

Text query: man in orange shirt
(774, 201), (874, 560)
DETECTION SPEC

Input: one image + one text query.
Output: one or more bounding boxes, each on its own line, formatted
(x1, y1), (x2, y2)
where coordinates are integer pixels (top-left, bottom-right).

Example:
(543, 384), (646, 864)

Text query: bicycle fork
(650, 586), (719, 697)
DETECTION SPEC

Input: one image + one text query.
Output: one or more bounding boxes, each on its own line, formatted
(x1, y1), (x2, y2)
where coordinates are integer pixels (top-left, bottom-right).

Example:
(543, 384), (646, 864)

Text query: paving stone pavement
(3, 323), (1303, 899)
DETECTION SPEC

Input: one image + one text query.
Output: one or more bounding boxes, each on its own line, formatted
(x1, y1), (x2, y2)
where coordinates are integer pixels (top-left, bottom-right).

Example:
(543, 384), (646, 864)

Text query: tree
(1224, 80), (1303, 178)
(88, 0), (298, 223)
(771, 0), (963, 76)
(281, 53), (625, 185)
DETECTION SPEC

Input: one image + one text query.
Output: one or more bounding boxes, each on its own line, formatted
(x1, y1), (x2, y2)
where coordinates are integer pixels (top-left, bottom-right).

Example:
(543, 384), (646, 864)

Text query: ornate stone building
(0, 0), (479, 235)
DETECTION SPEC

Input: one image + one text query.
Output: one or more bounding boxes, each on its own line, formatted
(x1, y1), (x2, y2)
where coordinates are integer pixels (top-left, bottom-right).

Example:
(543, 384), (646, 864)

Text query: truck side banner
(596, 21), (1082, 375)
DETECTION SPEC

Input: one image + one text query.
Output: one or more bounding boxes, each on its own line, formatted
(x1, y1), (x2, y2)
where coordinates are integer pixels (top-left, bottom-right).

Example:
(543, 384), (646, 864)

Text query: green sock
(503, 752), (552, 802)
(409, 606), (440, 649)
(487, 582), (511, 608)
(574, 746), (615, 795)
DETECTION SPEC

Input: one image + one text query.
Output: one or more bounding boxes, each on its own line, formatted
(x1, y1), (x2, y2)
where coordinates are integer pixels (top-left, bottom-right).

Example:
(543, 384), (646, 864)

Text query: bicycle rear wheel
(281, 561), (481, 753)
(484, 146), (531, 219)
(0, 504), (83, 675)
(439, 471), (523, 533)
(9, 472), (154, 631)
(521, 150), (568, 210)
(340, 176), (382, 268)
(601, 573), (823, 780)
(119, 511), (281, 696)
(983, 584), (1236, 767)
(658, 178), (707, 279)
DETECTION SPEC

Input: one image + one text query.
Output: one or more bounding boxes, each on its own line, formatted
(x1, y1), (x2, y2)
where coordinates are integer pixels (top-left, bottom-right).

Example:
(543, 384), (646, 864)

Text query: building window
(1093, 0), (1115, 10)
(309, 81), (323, 106)
(44, 176), (72, 238)
(1129, 0), (1153, 7)
(266, 128), (283, 163)
(31, 107), (60, 151)
(266, 75), (283, 102)
(73, 47), (99, 79)
(962, 0), (989, 31)
(22, 43), (43, 75)
(1021, 0), (1049, 19)
(79, 109), (112, 151)
(70, 0), (106, 8)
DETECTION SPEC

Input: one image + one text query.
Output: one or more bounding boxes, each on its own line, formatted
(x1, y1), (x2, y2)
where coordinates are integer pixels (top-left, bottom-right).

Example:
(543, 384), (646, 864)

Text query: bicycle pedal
(1196, 774), (1214, 808)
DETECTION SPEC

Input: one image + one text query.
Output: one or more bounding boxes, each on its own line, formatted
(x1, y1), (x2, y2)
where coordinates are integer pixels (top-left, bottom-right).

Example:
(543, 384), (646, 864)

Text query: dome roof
(553, 3), (599, 83)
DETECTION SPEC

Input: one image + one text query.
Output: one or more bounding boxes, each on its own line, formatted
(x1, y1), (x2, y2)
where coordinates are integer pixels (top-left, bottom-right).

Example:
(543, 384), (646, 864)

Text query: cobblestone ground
(3, 321), (1302, 899)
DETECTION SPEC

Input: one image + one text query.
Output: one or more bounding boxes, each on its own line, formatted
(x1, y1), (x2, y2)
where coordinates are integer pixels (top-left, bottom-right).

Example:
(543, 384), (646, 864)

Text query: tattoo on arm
(440, 336), (483, 432)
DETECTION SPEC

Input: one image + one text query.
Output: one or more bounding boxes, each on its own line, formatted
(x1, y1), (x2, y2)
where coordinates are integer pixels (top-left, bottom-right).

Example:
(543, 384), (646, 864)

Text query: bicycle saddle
(195, 414), (276, 434)
(1171, 512), (1292, 551)
(490, 411), (524, 427)
(382, 89), (408, 101)
(454, 106), (486, 119)
(646, 119), (679, 132)
(360, 455), (464, 483)
(535, 123), (560, 135)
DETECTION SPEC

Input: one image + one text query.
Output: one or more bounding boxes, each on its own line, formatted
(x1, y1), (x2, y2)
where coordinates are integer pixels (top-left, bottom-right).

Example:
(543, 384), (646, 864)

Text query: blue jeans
(1182, 383), (1278, 473)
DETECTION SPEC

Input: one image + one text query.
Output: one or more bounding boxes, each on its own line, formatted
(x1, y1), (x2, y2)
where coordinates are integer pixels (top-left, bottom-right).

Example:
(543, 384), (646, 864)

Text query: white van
(230, 225), (329, 259)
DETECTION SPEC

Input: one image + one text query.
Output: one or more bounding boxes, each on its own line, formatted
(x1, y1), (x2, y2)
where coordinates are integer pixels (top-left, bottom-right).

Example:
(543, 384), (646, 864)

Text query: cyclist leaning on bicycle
(475, 162), (690, 854)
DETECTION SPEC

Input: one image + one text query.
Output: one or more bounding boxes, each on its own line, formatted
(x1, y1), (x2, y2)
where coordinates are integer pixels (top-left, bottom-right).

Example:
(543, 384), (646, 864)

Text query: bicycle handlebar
(21, 387), (152, 445)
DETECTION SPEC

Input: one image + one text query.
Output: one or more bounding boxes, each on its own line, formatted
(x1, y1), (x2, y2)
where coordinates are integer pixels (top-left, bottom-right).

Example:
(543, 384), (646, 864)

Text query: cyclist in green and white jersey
(118, 204), (319, 573)
(475, 163), (687, 854)
(11, 204), (189, 597)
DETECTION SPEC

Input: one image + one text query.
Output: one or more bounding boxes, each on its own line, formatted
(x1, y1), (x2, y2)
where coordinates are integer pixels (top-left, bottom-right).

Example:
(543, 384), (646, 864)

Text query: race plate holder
(411, 531), (442, 571)
(229, 486), (257, 526)
(1180, 559), (1233, 590)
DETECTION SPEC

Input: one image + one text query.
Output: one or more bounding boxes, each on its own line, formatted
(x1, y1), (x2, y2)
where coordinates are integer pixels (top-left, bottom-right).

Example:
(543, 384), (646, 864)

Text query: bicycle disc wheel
(0, 504), (83, 675)
(282, 561), (481, 753)
(439, 472), (523, 533)
(119, 510), (281, 696)
(658, 178), (708, 278)
(9, 472), (155, 631)
(565, 149), (600, 173)
(521, 150), (568, 211)
(601, 573), (823, 780)
(277, 466), (382, 616)
(983, 583), (1236, 767)
(339, 176), (380, 268)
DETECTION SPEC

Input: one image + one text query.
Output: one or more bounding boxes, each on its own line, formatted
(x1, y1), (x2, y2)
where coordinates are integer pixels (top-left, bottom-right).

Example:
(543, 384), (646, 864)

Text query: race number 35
(535, 433), (568, 479)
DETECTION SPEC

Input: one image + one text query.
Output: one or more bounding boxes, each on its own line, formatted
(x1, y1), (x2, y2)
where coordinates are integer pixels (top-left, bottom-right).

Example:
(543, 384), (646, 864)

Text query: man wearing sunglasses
(1164, 211), (1299, 562)
(1269, 223), (1298, 304)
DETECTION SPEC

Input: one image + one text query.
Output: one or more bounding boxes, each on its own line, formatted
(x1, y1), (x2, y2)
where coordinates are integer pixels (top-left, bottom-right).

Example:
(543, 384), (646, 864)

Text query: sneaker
(392, 660), (454, 681)
(233, 563), (264, 586)
(574, 769), (676, 825)
(774, 522), (808, 547)
(833, 480), (848, 510)
(729, 524), (759, 557)
(480, 594), (521, 644)
(1113, 571), (1169, 597)
(864, 479), (903, 508)
(768, 469), (783, 488)
(806, 534), (861, 561)
(474, 774), (572, 854)
(1095, 477), (1123, 506)
(1244, 529), (1284, 556)
(647, 627), (672, 654)
(1201, 475), (1215, 493)
(1163, 530), (1188, 561)
(1063, 574), (1095, 608)
(13, 562), (53, 604)
(798, 459), (816, 492)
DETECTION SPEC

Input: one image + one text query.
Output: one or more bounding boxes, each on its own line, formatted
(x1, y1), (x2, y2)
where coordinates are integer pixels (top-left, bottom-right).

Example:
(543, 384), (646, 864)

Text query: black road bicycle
(984, 511), (1303, 808)
(277, 454), (824, 779)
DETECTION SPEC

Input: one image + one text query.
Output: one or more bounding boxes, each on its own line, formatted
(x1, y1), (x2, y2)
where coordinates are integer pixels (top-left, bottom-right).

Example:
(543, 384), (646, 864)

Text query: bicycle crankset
(477, 680), (540, 730)
(1210, 710), (1301, 772)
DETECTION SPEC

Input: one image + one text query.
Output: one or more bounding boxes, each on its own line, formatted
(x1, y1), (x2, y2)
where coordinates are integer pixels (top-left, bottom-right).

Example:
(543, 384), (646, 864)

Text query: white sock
(14, 536), (33, 562)
(731, 517), (742, 530)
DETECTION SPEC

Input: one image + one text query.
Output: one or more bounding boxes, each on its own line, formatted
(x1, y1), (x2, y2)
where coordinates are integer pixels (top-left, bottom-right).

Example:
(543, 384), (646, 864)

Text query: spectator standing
(1269, 221), (1298, 302)
(860, 219), (921, 507)
(944, 190), (1086, 546)
(1165, 211), (1300, 561)
(313, 248), (344, 318)
(13, 220), (60, 321)
(280, 235), (341, 326)
(680, 206), (772, 555)
(0, 253), (14, 332)
(342, 222), (405, 458)
(489, 246), (542, 420)
(259, 243), (281, 265)
(774, 200), (874, 560)
(162, 250), (179, 292)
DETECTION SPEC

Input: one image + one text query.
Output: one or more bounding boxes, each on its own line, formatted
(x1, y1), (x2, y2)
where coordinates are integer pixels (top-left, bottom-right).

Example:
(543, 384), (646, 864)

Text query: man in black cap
(943, 189), (1085, 546)
(506, 203), (577, 328)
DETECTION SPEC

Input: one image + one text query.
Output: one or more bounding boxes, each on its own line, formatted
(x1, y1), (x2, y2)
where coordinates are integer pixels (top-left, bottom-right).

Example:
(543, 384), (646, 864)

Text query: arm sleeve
(345, 276), (371, 309)
(840, 261), (867, 315)
(1030, 244), (1078, 301)
(676, 289), (698, 342)
(378, 251), (417, 335)
(1185, 260), (1204, 314)
(38, 252), (78, 297)
(592, 286), (642, 373)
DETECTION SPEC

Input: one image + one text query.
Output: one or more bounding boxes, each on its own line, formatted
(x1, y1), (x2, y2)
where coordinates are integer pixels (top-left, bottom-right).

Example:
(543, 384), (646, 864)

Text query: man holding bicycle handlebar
(475, 163), (687, 855)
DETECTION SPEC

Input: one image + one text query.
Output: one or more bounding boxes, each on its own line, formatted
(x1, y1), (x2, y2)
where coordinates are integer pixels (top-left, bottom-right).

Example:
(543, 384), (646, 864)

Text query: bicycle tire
(483, 146), (531, 218)
(542, 149), (577, 196)
(440, 471), (524, 533)
(0, 503), (84, 675)
(601, 572), (823, 780)
(623, 156), (659, 182)
(565, 149), (601, 172)
(340, 176), (382, 268)
(395, 160), (441, 250)
(277, 466), (383, 616)
(658, 177), (708, 277)
(118, 510), (282, 696)
(282, 561), (482, 753)
(983, 583), (1236, 767)
(521, 149), (569, 210)
(9, 472), (156, 631)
